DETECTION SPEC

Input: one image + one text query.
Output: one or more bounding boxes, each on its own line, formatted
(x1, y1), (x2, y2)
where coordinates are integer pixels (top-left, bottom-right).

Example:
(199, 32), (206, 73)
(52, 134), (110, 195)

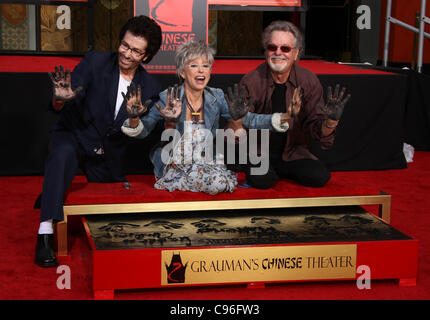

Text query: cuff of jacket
(121, 118), (144, 137)
(271, 113), (289, 132)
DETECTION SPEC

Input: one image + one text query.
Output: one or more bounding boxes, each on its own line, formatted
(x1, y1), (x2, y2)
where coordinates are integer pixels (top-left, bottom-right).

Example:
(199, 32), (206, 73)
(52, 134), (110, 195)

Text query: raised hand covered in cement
(48, 65), (83, 101)
(319, 84), (351, 121)
(280, 86), (303, 124)
(287, 86), (303, 118)
(225, 84), (254, 120)
(156, 84), (182, 122)
(122, 83), (151, 119)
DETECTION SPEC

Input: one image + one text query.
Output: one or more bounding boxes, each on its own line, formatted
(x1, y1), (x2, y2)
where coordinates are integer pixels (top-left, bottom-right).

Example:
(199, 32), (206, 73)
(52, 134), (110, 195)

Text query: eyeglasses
(187, 63), (211, 70)
(266, 44), (296, 53)
(119, 41), (146, 59)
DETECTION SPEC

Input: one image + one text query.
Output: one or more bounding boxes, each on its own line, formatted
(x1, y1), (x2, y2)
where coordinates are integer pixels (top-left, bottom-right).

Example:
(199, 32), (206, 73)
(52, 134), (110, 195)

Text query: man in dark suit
(35, 15), (162, 267)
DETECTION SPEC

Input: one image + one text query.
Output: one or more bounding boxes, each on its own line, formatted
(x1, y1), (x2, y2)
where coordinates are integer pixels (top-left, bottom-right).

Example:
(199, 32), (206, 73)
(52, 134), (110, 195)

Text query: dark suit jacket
(51, 51), (161, 181)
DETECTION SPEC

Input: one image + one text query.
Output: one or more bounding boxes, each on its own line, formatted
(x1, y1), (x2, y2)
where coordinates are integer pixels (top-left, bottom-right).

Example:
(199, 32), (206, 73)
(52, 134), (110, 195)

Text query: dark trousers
(39, 131), (121, 222)
(242, 158), (331, 189)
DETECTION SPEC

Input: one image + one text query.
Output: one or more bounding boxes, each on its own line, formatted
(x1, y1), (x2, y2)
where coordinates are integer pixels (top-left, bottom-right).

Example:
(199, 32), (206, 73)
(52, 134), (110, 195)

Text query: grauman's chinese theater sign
(135, 0), (208, 72)
(161, 245), (357, 285)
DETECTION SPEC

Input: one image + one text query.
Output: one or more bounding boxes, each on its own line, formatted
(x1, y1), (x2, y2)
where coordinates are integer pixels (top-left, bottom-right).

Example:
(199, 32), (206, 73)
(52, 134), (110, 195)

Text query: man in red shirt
(239, 20), (350, 189)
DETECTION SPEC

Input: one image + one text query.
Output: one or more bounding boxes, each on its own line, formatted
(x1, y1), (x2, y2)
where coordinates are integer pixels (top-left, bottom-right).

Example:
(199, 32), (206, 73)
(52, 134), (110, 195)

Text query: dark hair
(119, 15), (162, 64)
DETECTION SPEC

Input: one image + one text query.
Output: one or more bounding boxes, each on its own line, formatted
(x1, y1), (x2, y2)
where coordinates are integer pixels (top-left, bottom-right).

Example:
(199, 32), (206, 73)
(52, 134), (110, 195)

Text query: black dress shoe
(35, 234), (58, 267)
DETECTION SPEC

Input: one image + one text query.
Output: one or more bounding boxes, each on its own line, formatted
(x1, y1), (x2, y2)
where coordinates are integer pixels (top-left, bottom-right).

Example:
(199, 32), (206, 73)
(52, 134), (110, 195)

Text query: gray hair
(262, 21), (303, 59)
(175, 40), (215, 79)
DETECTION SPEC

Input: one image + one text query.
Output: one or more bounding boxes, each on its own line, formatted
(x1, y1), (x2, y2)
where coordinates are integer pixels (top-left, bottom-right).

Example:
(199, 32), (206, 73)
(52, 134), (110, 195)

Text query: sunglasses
(266, 44), (295, 53)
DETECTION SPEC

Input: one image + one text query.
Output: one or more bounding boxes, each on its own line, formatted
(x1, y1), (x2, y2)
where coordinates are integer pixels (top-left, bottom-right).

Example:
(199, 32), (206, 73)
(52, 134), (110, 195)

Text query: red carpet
(63, 172), (382, 205)
(1, 152), (430, 300)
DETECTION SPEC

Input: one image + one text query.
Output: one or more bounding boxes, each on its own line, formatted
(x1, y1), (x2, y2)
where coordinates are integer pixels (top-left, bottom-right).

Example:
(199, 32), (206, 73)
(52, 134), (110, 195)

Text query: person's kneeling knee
(246, 167), (279, 189)
(303, 170), (331, 188)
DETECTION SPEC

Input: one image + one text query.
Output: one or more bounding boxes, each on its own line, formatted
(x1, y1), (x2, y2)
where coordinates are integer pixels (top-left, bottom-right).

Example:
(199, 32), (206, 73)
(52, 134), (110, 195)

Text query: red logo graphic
(149, 0), (193, 32)
(165, 252), (188, 283)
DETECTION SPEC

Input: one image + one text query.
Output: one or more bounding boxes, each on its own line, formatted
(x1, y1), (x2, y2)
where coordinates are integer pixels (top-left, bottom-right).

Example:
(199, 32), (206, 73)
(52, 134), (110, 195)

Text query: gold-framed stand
(57, 192), (391, 256)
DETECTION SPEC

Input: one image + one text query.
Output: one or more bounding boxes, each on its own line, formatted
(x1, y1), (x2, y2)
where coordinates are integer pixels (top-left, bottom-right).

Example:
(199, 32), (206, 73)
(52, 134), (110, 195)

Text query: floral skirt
(154, 162), (237, 195)
(154, 122), (237, 195)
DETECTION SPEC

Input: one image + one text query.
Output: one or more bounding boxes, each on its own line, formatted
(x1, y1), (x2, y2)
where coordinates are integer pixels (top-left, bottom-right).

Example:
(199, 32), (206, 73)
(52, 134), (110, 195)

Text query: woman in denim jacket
(122, 40), (290, 194)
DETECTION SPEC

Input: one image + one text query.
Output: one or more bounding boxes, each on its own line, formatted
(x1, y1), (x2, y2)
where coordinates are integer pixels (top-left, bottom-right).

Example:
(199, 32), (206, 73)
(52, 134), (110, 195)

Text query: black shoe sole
(34, 258), (59, 268)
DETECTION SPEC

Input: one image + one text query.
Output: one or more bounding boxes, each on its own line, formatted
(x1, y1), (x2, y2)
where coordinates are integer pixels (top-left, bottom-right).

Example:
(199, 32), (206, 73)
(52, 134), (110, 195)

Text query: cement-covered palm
(156, 84), (182, 122)
(122, 83), (148, 119)
(287, 86), (303, 118)
(48, 65), (82, 101)
(225, 84), (254, 120)
(319, 84), (351, 120)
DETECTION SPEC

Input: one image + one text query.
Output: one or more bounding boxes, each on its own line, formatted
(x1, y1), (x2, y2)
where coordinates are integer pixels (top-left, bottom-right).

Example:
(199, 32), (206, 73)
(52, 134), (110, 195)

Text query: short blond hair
(175, 40), (215, 79)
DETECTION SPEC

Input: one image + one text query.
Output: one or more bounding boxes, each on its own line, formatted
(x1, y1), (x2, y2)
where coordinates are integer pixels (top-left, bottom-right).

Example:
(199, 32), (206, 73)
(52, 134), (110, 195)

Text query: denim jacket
(123, 85), (283, 177)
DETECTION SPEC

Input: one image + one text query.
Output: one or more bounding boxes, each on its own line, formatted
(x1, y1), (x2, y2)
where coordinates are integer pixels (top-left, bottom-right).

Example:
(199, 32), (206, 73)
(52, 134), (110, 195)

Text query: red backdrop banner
(135, 0), (208, 72)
